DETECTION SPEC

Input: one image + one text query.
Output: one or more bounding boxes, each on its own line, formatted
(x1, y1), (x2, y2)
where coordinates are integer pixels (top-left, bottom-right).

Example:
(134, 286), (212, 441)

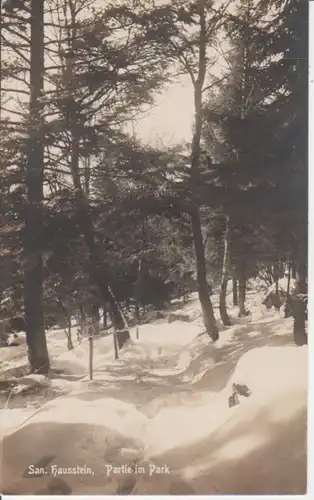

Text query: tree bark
(291, 260), (297, 279)
(64, 17), (130, 349)
(134, 219), (146, 339)
(219, 216), (232, 326)
(289, 296), (307, 346)
(191, 211), (218, 341)
(66, 320), (74, 350)
(89, 336), (94, 380)
(189, 0), (218, 341)
(273, 261), (281, 311)
(291, 247), (307, 345)
(24, 0), (50, 374)
(232, 278), (238, 306)
(107, 294), (129, 349)
(103, 304), (108, 329)
(296, 262), (307, 296)
(78, 306), (88, 336)
(238, 278), (246, 317)
(135, 256), (143, 340)
(113, 331), (119, 360)
(91, 305), (100, 336)
(292, 234), (307, 338)
(284, 262), (292, 318)
(238, 254), (247, 317)
(274, 276), (280, 311)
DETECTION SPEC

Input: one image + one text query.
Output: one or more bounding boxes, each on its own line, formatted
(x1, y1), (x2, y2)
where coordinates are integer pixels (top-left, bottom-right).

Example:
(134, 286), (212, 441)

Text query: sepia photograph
(0, 0), (309, 495)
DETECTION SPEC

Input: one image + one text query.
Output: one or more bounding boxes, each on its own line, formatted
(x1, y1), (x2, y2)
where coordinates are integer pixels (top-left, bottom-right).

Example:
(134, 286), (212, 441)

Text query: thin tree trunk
(189, 1), (218, 341)
(274, 275), (281, 312)
(232, 278), (238, 306)
(275, 276), (279, 294)
(238, 278), (246, 317)
(107, 292), (130, 349)
(79, 306), (87, 336)
(135, 219), (146, 339)
(91, 305), (100, 336)
(293, 307), (307, 345)
(284, 262), (292, 318)
(113, 331), (119, 360)
(89, 336), (93, 380)
(292, 251), (307, 345)
(289, 296), (307, 346)
(291, 259), (297, 279)
(296, 262), (307, 296)
(273, 260), (281, 311)
(64, 16), (130, 349)
(66, 319), (73, 350)
(135, 256), (143, 340)
(219, 216), (232, 326)
(24, 0), (50, 374)
(238, 254), (247, 317)
(103, 304), (108, 329)
(76, 310), (81, 340)
(191, 211), (218, 340)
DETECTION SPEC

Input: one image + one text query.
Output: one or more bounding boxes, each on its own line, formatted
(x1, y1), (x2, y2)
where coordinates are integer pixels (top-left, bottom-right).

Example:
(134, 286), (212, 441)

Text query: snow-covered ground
(0, 282), (308, 494)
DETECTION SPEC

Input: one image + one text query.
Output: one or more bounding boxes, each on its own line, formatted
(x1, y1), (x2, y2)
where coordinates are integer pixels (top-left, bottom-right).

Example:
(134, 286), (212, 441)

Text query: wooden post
(113, 331), (119, 360)
(88, 336), (93, 380)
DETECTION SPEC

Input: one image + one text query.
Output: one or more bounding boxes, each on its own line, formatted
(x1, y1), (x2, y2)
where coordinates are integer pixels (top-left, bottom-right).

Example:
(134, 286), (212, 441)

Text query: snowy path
(0, 286), (308, 494)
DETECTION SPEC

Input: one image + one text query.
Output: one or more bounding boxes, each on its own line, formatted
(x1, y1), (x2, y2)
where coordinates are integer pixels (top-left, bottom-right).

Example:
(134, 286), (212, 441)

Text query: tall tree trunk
(113, 331), (119, 360)
(274, 275), (281, 312)
(232, 278), (238, 306)
(81, 216), (131, 347)
(24, 0), (50, 374)
(219, 216), (232, 326)
(238, 278), (246, 317)
(292, 249), (307, 346)
(107, 293), (129, 349)
(238, 254), (247, 317)
(296, 262), (307, 296)
(135, 256), (143, 340)
(291, 259), (297, 279)
(90, 305), (100, 336)
(191, 211), (218, 341)
(289, 295), (307, 346)
(284, 262), (292, 318)
(134, 219), (146, 339)
(273, 261), (281, 311)
(89, 336), (93, 380)
(189, 1), (218, 341)
(66, 319), (73, 350)
(79, 306), (87, 336)
(64, 17), (130, 349)
(103, 304), (108, 329)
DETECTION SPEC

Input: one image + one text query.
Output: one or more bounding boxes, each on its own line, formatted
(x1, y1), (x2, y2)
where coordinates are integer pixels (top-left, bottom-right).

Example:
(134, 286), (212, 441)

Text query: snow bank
(0, 283), (307, 495)
(51, 335), (116, 376)
(225, 345), (307, 396)
(1, 343), (306, 494)
(1, 394), (148, 494)
(0, 408), (34, 438)
(133, 321), (202, 347)
(145, 345), (307, 495)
